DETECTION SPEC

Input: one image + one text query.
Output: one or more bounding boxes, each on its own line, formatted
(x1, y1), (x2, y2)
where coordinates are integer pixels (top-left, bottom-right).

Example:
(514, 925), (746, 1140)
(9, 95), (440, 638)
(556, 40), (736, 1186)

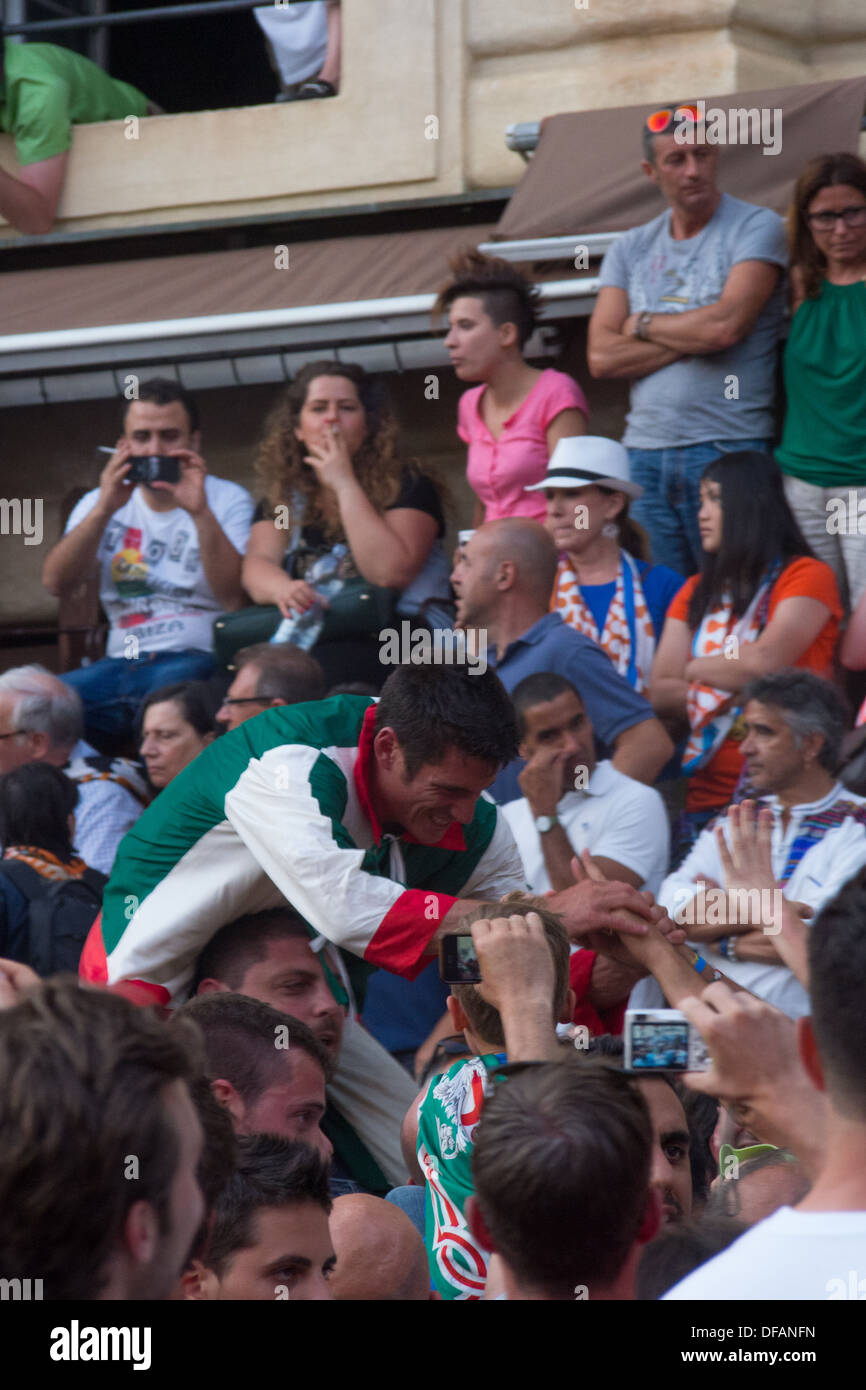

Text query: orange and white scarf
(2, 846), (88, 882)
(683, 564), (780, 772)
(553, 550), (656, 692)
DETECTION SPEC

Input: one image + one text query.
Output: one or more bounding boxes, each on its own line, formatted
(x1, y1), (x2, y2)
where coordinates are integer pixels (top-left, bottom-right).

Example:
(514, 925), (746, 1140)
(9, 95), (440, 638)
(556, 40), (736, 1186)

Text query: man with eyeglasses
(588, 101), (788, 575)
(216, 643), (326, 732)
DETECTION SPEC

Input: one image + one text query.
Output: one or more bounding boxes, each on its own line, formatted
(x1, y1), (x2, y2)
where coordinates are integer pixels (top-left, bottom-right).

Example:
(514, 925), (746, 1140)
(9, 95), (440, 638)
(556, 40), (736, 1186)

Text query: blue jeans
(62, 649), (216, 754)
(628, 439), (774, 576)
(385, 1185), (427, 1241)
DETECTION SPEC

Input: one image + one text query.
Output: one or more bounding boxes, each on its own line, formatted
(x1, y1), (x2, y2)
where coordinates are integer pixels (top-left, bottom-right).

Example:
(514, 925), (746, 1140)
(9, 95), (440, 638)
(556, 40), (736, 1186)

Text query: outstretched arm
(471, 913), (563, 1062)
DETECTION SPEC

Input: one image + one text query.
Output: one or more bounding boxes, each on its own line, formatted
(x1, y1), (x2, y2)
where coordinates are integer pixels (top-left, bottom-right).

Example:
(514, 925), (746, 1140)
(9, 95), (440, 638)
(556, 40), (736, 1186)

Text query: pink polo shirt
(457, 367), (589, 522)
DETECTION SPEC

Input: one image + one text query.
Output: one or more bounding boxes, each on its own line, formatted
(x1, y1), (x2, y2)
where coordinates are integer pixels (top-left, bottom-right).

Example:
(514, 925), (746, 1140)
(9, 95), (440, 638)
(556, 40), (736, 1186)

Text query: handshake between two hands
(463, 842), (687, 1015)
(466, 802), (823, 1161)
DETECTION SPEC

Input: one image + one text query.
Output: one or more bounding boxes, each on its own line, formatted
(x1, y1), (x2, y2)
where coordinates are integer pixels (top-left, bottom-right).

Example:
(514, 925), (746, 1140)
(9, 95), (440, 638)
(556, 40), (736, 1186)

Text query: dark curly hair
(255, 360), (436, 543)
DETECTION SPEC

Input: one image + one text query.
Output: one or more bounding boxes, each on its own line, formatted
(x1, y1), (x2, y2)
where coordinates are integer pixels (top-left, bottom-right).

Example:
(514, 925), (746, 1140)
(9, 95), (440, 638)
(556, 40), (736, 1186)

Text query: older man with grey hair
(637, 669), (866, 1018)
(0, 665), (148, 874)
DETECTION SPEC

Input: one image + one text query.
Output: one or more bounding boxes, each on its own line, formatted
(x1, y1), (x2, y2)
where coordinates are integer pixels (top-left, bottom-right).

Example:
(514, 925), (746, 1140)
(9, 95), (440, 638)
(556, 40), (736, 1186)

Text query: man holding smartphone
(43, 378), (254, 753)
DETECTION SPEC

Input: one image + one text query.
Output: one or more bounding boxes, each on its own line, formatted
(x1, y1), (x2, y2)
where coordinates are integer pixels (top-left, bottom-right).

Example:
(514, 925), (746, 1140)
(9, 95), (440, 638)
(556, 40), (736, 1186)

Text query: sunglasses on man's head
(645, 104), (700, 134)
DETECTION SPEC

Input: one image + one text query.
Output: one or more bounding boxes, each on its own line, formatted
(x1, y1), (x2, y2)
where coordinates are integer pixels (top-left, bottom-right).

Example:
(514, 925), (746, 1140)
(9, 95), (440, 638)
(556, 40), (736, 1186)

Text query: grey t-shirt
(598, 192), (787, 448)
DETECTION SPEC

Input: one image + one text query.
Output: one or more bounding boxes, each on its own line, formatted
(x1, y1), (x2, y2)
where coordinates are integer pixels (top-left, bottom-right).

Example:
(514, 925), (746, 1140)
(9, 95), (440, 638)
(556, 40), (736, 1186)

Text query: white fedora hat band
(526, 465), (643, 499)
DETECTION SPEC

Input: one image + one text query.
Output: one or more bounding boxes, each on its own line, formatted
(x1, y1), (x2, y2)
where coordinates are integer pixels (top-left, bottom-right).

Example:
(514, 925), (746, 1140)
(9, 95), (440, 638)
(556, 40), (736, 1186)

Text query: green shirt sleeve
(11, 74), (73, 165)
(0, 42), (151, 166)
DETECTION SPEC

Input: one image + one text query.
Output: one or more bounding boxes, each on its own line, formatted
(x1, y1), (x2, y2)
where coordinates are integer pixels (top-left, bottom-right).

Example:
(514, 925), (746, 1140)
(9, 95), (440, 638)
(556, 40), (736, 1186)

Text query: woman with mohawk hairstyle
(437, 250), (589, 526)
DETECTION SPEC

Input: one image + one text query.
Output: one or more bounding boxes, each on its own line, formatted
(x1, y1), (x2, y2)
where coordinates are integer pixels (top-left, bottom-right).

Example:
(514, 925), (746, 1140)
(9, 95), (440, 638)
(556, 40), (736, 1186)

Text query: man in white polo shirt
(502, 672), (669, 895)
(502, 672), (669, 1030)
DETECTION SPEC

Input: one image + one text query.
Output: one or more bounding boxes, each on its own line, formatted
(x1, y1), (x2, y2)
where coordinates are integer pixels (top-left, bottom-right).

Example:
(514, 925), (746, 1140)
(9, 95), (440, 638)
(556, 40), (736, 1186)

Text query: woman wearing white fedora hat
(531, 436), (684, 693)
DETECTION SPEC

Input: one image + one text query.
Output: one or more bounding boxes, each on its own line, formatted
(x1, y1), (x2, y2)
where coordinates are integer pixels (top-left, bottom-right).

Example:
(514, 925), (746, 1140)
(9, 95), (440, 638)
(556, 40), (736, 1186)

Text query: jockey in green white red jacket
(81, 692), (526, 1005)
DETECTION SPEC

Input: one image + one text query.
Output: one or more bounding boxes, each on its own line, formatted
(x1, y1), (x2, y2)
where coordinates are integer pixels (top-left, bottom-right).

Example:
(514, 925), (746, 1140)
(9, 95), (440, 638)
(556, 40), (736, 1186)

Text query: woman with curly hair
(242, 361), (448, 687)
(776, 152), (866, 613)
(437, 250), (589, 526)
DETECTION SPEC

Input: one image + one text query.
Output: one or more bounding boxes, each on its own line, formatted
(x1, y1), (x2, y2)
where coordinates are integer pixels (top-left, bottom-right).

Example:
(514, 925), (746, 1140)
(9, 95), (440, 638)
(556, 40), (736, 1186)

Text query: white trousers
(782, 473), (866, 613)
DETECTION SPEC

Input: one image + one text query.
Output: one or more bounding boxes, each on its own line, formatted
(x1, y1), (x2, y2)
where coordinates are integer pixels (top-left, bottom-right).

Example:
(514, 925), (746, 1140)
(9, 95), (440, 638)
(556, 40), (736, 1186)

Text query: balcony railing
(3, 0), (304, 37)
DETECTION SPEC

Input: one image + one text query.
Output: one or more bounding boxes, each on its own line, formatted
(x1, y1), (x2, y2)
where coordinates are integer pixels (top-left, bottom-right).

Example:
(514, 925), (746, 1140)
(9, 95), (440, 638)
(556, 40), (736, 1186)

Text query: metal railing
(2, 0), (303, 33)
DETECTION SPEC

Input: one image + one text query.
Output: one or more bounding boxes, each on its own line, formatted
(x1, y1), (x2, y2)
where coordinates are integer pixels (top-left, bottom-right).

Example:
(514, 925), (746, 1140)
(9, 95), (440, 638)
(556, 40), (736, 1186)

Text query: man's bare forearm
(611, 719), (674, 785)
(539, 825), (581, 893)
(675, 917), (743, 945)
(426, 874), (659, 958)
(499, 994), (562, 1062)
(0, 168), (55, 235)
(588, 328), (681, 381)
(632, 933), (744, 1007)
(43, 503), (111, 596)
(643, 304), (740, 356)
(768, 902), (810, 987)
(194, 507), (245, 609)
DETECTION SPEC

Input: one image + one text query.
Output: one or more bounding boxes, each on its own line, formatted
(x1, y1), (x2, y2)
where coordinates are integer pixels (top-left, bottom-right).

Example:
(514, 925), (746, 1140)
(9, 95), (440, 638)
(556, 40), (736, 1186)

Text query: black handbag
(213, 577), (399, 669)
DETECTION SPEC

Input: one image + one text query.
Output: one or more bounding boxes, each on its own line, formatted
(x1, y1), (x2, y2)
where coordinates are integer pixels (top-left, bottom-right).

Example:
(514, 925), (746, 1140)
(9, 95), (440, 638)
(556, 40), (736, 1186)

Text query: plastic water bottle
(270, 545), (347, 650)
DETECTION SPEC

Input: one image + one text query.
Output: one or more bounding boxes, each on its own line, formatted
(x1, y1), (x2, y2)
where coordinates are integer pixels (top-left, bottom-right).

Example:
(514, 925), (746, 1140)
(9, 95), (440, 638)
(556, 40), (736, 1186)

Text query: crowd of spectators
(2, 100), (866, 1306)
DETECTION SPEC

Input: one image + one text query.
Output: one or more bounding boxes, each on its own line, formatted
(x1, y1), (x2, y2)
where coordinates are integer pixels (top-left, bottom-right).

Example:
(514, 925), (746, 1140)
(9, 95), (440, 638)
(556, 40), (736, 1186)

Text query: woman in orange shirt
(650, 450), (841, 862)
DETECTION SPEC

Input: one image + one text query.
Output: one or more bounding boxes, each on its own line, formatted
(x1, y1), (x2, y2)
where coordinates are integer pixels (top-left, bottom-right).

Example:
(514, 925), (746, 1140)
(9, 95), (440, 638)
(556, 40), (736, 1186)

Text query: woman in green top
(776, 152), (866, 612)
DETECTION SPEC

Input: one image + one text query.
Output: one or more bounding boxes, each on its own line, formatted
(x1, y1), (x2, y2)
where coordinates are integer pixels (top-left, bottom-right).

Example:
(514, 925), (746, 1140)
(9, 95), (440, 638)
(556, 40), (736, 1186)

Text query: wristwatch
(534, 814), (559, 834)
(634, 311), (653, 341)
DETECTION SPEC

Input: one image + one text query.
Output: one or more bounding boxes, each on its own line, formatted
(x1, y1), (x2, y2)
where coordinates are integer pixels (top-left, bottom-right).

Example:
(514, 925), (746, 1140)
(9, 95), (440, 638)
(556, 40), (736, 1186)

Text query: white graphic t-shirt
(65, 477), (255, 657)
